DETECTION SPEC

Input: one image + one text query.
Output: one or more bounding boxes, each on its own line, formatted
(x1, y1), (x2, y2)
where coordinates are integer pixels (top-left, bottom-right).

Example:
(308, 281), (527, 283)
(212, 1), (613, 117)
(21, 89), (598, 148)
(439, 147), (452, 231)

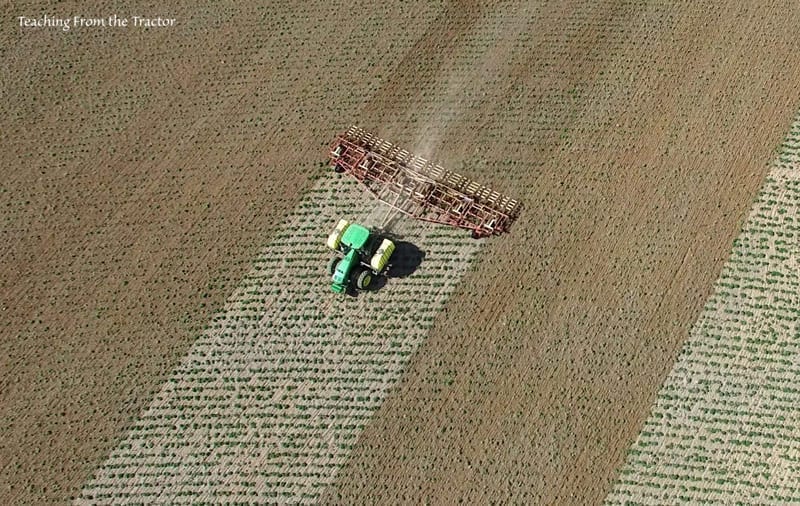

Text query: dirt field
(325, 1), (800, 504)
(2, 2), (445, 503)
(606, 124), (800, 504)
(3, 0), (800, 504)
(77, 177), (482, 503)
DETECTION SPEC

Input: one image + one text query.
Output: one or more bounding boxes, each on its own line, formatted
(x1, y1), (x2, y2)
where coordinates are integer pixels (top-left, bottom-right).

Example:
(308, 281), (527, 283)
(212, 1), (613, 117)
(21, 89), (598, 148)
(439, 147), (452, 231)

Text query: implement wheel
(327, 257), (339, 275)
(355, 270), (372, 290)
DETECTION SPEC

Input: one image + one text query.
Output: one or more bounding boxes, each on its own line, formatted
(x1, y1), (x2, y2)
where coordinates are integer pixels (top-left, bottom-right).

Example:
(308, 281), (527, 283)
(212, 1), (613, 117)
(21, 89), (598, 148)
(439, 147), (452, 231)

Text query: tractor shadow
(348, 241), (425, 297)
(386, 241), (426, 279)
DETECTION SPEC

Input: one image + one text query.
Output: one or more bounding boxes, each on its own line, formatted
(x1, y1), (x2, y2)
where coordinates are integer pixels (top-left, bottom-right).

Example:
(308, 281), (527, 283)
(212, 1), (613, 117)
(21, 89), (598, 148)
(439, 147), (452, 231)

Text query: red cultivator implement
(328, 126), (522, 238)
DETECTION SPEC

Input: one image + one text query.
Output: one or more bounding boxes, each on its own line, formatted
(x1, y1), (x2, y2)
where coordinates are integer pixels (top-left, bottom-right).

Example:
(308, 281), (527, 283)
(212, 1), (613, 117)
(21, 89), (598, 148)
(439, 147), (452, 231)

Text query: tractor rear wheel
(355, 269), (372, 290)
(327, 257), (339, 275)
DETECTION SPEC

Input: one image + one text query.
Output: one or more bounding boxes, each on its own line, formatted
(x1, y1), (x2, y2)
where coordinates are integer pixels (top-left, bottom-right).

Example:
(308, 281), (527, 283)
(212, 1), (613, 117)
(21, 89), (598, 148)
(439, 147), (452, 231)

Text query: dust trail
(77, 176), (481, 504)
(605, 114), (800, 504)
(409, 5), (536, 160)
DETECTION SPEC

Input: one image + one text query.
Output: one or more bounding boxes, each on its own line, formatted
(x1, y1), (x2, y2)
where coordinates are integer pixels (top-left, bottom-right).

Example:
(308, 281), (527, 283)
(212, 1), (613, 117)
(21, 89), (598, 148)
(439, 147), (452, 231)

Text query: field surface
(605, 117), (800, 504)
(326, 1), (800, 504)
(77, 177), (480, 503)
(3, 0), (800, 504)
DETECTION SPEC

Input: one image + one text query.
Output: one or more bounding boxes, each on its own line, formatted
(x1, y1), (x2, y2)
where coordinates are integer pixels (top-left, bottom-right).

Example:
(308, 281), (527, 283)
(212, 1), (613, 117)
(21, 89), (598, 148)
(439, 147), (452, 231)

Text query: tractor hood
(331, 249), (358, 292)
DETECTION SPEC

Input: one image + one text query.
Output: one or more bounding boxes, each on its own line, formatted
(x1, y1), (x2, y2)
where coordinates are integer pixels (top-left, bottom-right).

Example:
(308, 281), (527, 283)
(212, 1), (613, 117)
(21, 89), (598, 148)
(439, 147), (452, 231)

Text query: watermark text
(17, 15), (176, 32)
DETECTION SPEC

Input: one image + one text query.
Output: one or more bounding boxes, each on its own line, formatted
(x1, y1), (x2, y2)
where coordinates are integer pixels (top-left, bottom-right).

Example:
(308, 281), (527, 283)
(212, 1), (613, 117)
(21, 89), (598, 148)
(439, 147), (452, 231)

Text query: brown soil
(325, 1), (800, 504)
(3, 0), (800, 504)
(1, 2), (445, 503)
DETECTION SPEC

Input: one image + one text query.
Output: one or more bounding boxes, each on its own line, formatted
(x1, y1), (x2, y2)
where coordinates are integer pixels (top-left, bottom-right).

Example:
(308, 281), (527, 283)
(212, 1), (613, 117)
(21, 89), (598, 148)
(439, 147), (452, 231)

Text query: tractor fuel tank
(327, 219), (350, 250)
(370, 238), (395, 273)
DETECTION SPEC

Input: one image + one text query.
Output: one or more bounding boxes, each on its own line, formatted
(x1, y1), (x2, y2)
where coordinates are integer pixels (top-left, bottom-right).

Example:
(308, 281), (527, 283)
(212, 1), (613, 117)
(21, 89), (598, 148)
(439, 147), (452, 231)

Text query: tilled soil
(325, 1), (800, 504)
(606, 148), (800, 503)
(1, 1), (445, 503)
(4, 0), (800, 504)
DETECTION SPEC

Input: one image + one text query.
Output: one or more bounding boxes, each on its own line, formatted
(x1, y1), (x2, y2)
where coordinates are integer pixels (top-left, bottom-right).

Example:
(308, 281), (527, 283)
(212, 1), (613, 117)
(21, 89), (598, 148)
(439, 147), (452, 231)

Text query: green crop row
(79, 169), (481, 502)
(606, 114), (800, 504)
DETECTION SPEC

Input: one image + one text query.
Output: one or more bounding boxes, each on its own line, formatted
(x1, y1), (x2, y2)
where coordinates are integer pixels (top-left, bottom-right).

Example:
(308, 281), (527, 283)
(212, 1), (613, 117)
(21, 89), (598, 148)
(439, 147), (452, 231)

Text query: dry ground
(3, 0), (800, 504)
(2, 1), (446, 503)
(77, 177), (481, 503)
(606, 123), (800, 504)
(326, 1), (800, 504)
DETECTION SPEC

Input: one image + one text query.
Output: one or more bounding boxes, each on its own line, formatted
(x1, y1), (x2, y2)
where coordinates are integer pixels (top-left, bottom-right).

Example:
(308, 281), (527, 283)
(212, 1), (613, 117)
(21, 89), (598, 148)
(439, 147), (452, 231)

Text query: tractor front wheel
(327, 257), (339, 275)
(355, 270), (372, 290)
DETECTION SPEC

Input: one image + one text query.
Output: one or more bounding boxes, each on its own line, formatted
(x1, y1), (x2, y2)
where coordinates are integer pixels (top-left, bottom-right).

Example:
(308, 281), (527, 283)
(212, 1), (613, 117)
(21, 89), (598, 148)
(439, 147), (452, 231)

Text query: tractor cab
(325, 219), (395, 293)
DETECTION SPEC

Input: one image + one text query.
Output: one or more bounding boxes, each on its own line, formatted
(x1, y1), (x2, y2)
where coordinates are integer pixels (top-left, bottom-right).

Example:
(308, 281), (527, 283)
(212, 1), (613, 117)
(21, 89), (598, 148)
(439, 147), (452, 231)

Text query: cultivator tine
(328, 126), (522, 237)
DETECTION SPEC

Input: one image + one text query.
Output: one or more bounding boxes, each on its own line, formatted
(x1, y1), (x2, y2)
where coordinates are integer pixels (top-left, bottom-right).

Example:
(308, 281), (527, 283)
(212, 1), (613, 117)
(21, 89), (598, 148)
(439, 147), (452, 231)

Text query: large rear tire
(355, 269), (372, 290)
(327, 257), (339, 275)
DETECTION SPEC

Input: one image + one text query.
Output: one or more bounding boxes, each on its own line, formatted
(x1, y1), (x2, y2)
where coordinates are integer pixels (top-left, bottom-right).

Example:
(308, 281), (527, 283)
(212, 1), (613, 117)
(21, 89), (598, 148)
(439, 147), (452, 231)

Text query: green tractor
(326, 219), (395, 293)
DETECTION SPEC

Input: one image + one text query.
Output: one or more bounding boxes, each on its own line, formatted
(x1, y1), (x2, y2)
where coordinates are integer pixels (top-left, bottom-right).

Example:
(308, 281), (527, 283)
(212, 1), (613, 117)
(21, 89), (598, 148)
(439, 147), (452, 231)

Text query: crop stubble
(605, 116), (800, 504)
(77, 176), (480, 503)
(326, 1), (800, 504)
